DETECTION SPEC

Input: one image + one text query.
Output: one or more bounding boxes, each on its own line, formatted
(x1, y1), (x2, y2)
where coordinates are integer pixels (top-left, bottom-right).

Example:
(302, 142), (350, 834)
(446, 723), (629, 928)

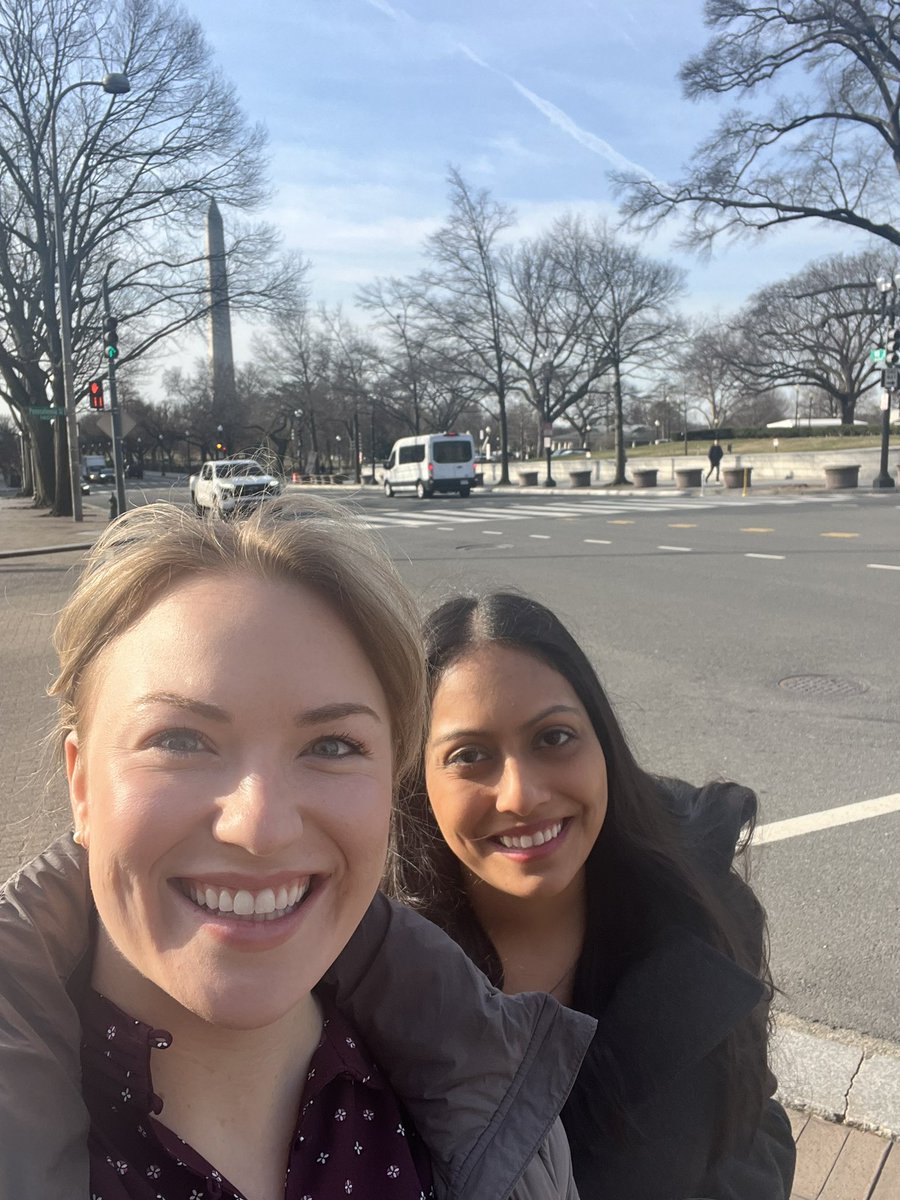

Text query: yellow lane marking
(741, 527), (774, 533)
(820, 532), (859, 539)
(608, 519), (634, 525)
(668, 522), (696, 528)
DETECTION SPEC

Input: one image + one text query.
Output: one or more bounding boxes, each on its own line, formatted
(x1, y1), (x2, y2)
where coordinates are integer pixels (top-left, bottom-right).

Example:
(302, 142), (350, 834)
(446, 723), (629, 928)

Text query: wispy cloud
(361, 0), (653, 178)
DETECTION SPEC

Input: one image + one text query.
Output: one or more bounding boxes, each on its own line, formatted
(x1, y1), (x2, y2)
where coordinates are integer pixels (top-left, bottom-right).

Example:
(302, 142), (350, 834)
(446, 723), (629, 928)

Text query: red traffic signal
(89, 380), (105, 410)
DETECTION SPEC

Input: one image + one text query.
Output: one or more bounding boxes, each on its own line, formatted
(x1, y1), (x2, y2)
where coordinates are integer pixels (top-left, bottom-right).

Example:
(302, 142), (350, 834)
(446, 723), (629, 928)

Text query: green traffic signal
(104, 315), (119, 361)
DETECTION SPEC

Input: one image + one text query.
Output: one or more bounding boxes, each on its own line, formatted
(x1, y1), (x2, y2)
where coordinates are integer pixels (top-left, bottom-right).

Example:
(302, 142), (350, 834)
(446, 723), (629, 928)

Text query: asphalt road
(3, 481), (898, 1045)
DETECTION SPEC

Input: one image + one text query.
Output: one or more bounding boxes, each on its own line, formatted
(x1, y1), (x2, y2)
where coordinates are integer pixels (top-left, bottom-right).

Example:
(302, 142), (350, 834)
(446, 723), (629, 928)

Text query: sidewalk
(1, 493), (898, 1197)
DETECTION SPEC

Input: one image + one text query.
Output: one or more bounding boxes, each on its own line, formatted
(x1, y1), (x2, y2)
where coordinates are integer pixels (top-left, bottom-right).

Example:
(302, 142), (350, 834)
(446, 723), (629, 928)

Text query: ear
(65, 731), (90, 850)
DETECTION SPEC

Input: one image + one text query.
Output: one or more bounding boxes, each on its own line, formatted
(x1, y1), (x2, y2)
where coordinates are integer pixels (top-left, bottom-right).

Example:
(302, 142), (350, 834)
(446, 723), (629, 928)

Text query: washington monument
(206, 198), (236, 422)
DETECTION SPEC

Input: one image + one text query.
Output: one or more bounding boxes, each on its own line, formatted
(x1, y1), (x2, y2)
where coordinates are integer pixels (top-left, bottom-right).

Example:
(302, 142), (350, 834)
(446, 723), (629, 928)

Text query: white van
(383, 432), (476, 499)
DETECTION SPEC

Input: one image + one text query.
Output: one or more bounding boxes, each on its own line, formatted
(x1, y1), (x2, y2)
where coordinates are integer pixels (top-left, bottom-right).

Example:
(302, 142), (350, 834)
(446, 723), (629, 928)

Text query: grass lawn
(591, 434), (886, 459)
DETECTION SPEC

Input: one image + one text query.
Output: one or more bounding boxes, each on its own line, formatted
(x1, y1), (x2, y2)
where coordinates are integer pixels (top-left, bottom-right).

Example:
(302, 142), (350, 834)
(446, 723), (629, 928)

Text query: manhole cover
(778, 675), (869, 697)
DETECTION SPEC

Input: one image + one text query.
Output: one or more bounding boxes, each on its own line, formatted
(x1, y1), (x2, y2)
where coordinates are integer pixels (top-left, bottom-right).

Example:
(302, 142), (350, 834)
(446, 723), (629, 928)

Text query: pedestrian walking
(388, 590), (796, 1200)
(706, 439), (724, 481)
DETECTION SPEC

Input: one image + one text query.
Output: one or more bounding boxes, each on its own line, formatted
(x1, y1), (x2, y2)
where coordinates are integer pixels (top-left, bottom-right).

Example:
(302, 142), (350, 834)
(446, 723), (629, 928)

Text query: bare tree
(618, 1), (900, 253)
(502, 217), (615, 447)
(414, 168), (522, 484)
(0, 0), (298, 512)
(565, 223), (685, 483)
(356, 276), (477, 434)
(735, 250), (886, 423)
(675, 317), (755, 429)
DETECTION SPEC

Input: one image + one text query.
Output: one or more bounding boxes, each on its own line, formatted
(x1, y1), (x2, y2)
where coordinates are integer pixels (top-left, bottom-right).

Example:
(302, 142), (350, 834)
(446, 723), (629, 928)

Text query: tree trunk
(612, 362), (627, 485)
(497, 388), (510, 485)
(838, 392), (855, 425)
(30, 416), (56, 509)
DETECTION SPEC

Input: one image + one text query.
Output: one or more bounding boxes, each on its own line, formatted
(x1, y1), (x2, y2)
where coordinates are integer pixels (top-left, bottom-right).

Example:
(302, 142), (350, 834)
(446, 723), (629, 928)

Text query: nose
(494, 755), (547, 817)
(212, 770), (304, 859)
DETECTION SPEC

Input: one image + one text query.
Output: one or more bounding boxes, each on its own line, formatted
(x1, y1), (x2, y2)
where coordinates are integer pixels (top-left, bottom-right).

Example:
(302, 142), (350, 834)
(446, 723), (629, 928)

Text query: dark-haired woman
(388, 592), (796, 1200)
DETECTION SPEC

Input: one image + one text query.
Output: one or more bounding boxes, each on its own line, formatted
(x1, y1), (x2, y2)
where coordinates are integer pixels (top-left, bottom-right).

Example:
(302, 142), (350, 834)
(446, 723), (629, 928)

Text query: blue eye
(308, 735), (365, 758)
(151, 729), (205, 755)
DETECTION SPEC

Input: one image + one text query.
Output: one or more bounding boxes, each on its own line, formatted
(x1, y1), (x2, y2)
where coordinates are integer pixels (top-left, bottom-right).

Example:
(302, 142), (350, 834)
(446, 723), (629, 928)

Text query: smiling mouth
(493, 820), (567, 851)
(177, 878), (313, 922)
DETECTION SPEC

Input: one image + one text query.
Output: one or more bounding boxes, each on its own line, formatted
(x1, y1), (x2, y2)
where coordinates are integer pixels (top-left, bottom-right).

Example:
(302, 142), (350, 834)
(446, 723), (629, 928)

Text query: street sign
(92, 411), (138, 439)
(541, 422), (553, 437)
(29, 407), (64, 419)
(884, 367), (899, 390)
(881, 390), (891, 411)
(870, 348), (887, 362)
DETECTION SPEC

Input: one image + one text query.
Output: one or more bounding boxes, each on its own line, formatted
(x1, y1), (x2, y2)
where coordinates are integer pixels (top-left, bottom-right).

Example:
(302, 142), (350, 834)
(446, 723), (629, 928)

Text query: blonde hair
(49, 498), (426, 786)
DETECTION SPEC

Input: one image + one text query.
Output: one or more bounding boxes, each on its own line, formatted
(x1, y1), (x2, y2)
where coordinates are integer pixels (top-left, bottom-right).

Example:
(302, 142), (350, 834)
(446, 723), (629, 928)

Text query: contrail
(508, 80), (651, 177)
(360, 0), (652, 177)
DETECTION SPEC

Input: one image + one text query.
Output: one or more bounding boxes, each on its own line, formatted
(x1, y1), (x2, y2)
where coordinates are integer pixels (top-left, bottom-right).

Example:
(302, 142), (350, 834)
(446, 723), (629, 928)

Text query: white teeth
(498, 821), (564, 850)
(182, 879), (310, 919)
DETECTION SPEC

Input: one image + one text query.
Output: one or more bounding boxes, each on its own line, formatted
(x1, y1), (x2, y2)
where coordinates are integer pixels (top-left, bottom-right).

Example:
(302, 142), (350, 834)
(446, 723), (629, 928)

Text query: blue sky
(172, 0), (870, 366)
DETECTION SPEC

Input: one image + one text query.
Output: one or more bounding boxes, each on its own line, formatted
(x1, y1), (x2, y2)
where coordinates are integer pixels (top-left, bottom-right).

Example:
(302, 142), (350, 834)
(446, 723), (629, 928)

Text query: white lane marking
(658, 545), (692, 552)
(482, 530), (503, 536)
(530, 533), (550, 539)
(745, 553), (785, 560)
(867, 563), (900, 572)
(437, 526), (455, 531)
(754, 793), (900, 845)
(584, 538), (611, 544)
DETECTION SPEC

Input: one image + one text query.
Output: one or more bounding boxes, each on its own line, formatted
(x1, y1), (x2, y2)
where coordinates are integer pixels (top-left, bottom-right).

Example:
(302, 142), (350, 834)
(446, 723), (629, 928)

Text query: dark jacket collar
(0, 835), (595, 1200)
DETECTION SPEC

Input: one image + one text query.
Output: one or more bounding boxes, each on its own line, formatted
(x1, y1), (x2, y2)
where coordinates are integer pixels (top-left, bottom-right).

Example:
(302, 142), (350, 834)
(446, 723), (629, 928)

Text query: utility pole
(102, 276), (128, 515)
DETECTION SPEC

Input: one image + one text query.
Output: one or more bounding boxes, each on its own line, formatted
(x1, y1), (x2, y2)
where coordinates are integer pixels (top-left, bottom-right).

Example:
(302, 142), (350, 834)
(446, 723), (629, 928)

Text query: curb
(773, 1013), (900, 1138)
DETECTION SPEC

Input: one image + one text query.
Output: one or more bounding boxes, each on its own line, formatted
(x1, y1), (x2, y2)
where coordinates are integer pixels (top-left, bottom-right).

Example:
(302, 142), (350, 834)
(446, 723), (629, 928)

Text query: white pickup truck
(189, 458), (282, 516)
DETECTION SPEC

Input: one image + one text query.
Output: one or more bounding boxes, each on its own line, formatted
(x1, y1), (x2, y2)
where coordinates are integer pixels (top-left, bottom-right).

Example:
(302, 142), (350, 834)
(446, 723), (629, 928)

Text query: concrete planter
(824, 464), (860, 489)
(569, 469), (592, 488)
(675, 467), (703, 489)
(723, 466), (752, 489)
(632, 468), (658, 488)
(518, 469), (539, 487)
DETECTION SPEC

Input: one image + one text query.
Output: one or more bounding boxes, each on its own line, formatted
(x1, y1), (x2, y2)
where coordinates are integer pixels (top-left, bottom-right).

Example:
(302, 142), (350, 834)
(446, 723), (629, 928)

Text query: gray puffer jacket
(0, 835), (595, 1200)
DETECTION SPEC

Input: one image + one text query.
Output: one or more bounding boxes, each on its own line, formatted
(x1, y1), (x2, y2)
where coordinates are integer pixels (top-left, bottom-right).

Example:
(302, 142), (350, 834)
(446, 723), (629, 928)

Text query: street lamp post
(541, 356), (556, 487)
(49, 72), (130, 521)
(873, 272), (897, 489)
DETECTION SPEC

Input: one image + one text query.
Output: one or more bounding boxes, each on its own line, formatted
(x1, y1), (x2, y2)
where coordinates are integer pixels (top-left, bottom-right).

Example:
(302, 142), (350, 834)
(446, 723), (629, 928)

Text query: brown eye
(446, 746), (488, 767)
(537, 728), (574, 749)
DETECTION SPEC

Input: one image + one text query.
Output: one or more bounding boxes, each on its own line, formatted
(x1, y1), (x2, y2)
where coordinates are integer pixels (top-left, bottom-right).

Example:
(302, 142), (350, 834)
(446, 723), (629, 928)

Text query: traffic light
(104, 316), (119, 360)
(89, 380), (104, 410)
(886, 328), (900, 366)
(215, 441), (226, 457)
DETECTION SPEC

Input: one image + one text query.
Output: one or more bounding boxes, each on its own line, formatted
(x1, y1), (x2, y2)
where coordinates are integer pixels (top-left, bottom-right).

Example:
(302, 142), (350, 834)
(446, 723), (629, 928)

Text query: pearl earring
(73, 830), (85, 847)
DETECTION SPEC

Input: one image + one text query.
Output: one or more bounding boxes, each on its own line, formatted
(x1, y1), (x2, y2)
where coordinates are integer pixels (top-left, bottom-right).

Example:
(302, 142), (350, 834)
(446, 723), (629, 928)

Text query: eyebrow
(430, 703), (582, 748)
(136, 694), (383, 726)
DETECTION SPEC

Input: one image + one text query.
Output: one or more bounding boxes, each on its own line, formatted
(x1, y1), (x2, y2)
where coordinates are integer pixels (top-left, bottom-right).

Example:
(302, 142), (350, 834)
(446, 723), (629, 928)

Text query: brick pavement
(1, 492), (897, 1198)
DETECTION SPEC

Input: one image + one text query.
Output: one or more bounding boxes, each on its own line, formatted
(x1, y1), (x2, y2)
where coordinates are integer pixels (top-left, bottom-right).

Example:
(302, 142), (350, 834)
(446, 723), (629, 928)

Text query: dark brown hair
(386, 591), (773, 1162)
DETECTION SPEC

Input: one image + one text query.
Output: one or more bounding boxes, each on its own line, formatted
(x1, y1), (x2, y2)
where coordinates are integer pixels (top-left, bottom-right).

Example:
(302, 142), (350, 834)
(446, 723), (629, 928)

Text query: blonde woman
(0, 501), (593, 1200)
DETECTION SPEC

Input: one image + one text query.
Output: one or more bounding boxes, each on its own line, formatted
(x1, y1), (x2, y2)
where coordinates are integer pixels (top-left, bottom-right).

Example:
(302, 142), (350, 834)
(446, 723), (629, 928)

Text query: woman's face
(66, 571), (394, 1030)
(425, 643), (608, 909)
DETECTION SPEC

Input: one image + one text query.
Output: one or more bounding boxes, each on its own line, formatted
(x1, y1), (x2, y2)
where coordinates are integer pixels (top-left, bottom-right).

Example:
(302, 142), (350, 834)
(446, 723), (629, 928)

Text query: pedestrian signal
(89, 380), (105, 410)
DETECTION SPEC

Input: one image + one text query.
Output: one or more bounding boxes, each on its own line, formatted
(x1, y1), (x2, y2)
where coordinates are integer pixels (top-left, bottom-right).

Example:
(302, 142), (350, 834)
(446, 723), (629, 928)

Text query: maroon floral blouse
(80, 988), (434, 1200)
